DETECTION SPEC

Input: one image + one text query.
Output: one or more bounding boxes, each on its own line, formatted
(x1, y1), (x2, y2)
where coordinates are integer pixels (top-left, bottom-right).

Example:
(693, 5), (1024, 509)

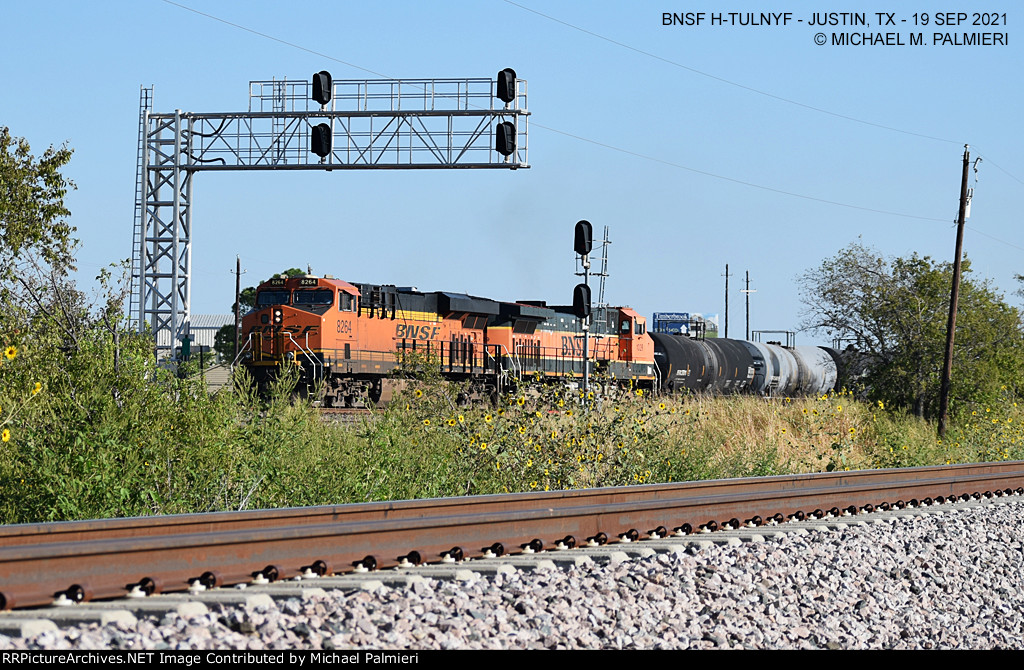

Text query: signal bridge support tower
(130, 70), (529, 358)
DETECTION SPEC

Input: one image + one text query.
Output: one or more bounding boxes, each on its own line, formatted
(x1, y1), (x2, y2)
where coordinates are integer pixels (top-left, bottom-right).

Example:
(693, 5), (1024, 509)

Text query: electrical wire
(505, 0), (1024, 191)
(531, 122), (947, 221)
(158, 0), (391, 79)
(158, 0), (1013, 229)
(503, 0), (961, 145)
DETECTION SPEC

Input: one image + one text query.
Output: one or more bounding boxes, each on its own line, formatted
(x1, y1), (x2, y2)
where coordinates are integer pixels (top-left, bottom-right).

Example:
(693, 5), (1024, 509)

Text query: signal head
(574, 220), (593, 256)
(312, 71), (332, 106)
(311, 123), (332, 158)
(496, 68), (517, 104)
(495, 121), (516, 157)
(572, 284), (591, 319)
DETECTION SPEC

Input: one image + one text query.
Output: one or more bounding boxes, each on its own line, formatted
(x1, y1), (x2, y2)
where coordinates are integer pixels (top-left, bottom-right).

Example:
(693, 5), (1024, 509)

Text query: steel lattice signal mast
(130, 69), (529, 357)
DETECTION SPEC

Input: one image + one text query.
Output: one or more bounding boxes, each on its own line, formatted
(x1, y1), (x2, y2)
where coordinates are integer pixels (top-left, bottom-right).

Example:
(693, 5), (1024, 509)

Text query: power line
(505, 1), (1024, 190)
(966, 225), (1024, 253)
(972, 149), (1024, 188)
(531, 121), (947, 221)
(159, 0), (390, 78)
(503, 0), (961, 145)
(157, 0), (1006, 227)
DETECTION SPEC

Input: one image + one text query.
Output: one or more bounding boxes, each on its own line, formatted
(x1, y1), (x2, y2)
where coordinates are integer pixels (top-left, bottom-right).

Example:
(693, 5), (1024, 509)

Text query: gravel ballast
(3, 498), (1024, 650)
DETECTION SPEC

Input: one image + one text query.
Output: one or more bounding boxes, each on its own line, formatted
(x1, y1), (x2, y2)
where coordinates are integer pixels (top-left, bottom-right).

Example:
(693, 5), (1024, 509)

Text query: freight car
(650, 332), (842, 397)
(238, 274), (658, 407)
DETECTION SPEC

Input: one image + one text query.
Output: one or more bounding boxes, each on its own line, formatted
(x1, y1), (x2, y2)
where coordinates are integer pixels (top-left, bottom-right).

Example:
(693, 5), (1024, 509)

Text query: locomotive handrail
(230, 332), (254, 369)
(490, 343), (520, 395)
(286, 331), (322, 383)
(497, 343), (521, 379)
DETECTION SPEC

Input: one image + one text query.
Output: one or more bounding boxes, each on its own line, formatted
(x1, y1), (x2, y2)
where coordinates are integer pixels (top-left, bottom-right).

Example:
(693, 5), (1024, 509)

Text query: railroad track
(318, 407), (372, 424)
(3, 462), (1024, 613)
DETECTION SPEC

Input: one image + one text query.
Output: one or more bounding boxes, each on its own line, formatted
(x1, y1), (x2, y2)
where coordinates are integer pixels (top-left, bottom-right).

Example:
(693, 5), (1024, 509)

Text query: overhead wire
(505, 0), (1024, 187)
(530, 123), (946, 221)
(503, 0), (963, 146)
(501, 0), (1024, 243)
(159, 0), (1018, 230)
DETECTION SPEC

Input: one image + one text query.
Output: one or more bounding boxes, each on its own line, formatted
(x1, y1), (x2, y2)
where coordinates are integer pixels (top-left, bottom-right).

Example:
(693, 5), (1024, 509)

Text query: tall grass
(4, 335), (1024, 525)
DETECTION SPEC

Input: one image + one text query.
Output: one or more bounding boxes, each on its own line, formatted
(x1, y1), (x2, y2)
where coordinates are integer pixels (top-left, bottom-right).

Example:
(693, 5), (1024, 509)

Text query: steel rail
(2, 462), (1024, 610)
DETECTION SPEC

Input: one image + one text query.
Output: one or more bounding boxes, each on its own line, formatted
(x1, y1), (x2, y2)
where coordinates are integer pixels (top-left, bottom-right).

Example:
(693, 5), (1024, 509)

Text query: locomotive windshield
(294, 289), (334, 306)
(257, 290), (290, 306)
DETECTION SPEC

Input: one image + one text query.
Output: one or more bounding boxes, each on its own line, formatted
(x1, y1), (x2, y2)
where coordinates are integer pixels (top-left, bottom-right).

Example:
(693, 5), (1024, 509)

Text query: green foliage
(799, 241), (1024, 419)
(0, 127), (77, 288)
(386, 378), (781, 495)
(214, 323), (237, 363)
(6, 129), (1024, 524)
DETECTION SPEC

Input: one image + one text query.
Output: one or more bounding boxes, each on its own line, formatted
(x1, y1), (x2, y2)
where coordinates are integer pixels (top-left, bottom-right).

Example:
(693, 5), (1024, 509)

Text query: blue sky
(3, 1), (1020, 345)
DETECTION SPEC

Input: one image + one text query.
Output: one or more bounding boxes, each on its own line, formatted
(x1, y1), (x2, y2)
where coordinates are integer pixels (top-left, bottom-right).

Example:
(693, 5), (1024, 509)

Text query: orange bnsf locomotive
(238, 274), (657, 406)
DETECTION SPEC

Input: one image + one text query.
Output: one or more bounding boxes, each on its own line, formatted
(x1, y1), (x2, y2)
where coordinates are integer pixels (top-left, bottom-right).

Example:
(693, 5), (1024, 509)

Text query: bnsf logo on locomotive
(395, 324), (441, 340)
(561, 335), (586, 356)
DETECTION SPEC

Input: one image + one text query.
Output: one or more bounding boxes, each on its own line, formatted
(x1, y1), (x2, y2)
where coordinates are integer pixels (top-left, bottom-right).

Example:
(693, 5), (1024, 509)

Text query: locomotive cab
(241, 275), (359, 394)
(617, 308), (652, 363)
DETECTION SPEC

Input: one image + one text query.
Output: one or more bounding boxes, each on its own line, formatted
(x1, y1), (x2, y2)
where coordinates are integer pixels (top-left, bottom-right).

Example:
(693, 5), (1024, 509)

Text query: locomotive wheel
(367, 380), (383, 407)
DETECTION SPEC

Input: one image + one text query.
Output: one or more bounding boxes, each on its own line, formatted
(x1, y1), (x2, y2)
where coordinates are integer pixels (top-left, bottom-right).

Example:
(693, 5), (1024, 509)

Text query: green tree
(799, 241), (1024, 418)
(1, 127), (77, 305)
(1, 128), (81, 351)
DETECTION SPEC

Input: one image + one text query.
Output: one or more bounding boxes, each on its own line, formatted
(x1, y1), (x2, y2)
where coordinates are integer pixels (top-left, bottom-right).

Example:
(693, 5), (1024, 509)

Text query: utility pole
(741, 271), (757, 341)
(723, 264), (732, 338)
(232, 256), (246, 361)
(938, 145), (972, 437)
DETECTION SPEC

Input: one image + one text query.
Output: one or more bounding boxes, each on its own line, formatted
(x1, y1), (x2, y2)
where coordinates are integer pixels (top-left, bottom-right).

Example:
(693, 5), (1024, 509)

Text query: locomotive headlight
(273, 308), (283, 325)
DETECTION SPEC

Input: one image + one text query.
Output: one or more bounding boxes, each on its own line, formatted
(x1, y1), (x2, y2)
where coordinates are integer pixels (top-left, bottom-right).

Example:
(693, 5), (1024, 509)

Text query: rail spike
(556, 535), (577, 549)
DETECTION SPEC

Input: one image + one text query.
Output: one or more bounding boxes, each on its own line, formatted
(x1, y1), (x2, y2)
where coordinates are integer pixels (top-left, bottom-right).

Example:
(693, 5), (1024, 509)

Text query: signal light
(495, 121), (516, 156)
(273, 308), (283, 325)
(572, 283), (591, 319)
(574, 220), (593, 256)
(311, 123), (332, 158)
(312, 70), (332, 106)
(496, 68), (516, 104)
